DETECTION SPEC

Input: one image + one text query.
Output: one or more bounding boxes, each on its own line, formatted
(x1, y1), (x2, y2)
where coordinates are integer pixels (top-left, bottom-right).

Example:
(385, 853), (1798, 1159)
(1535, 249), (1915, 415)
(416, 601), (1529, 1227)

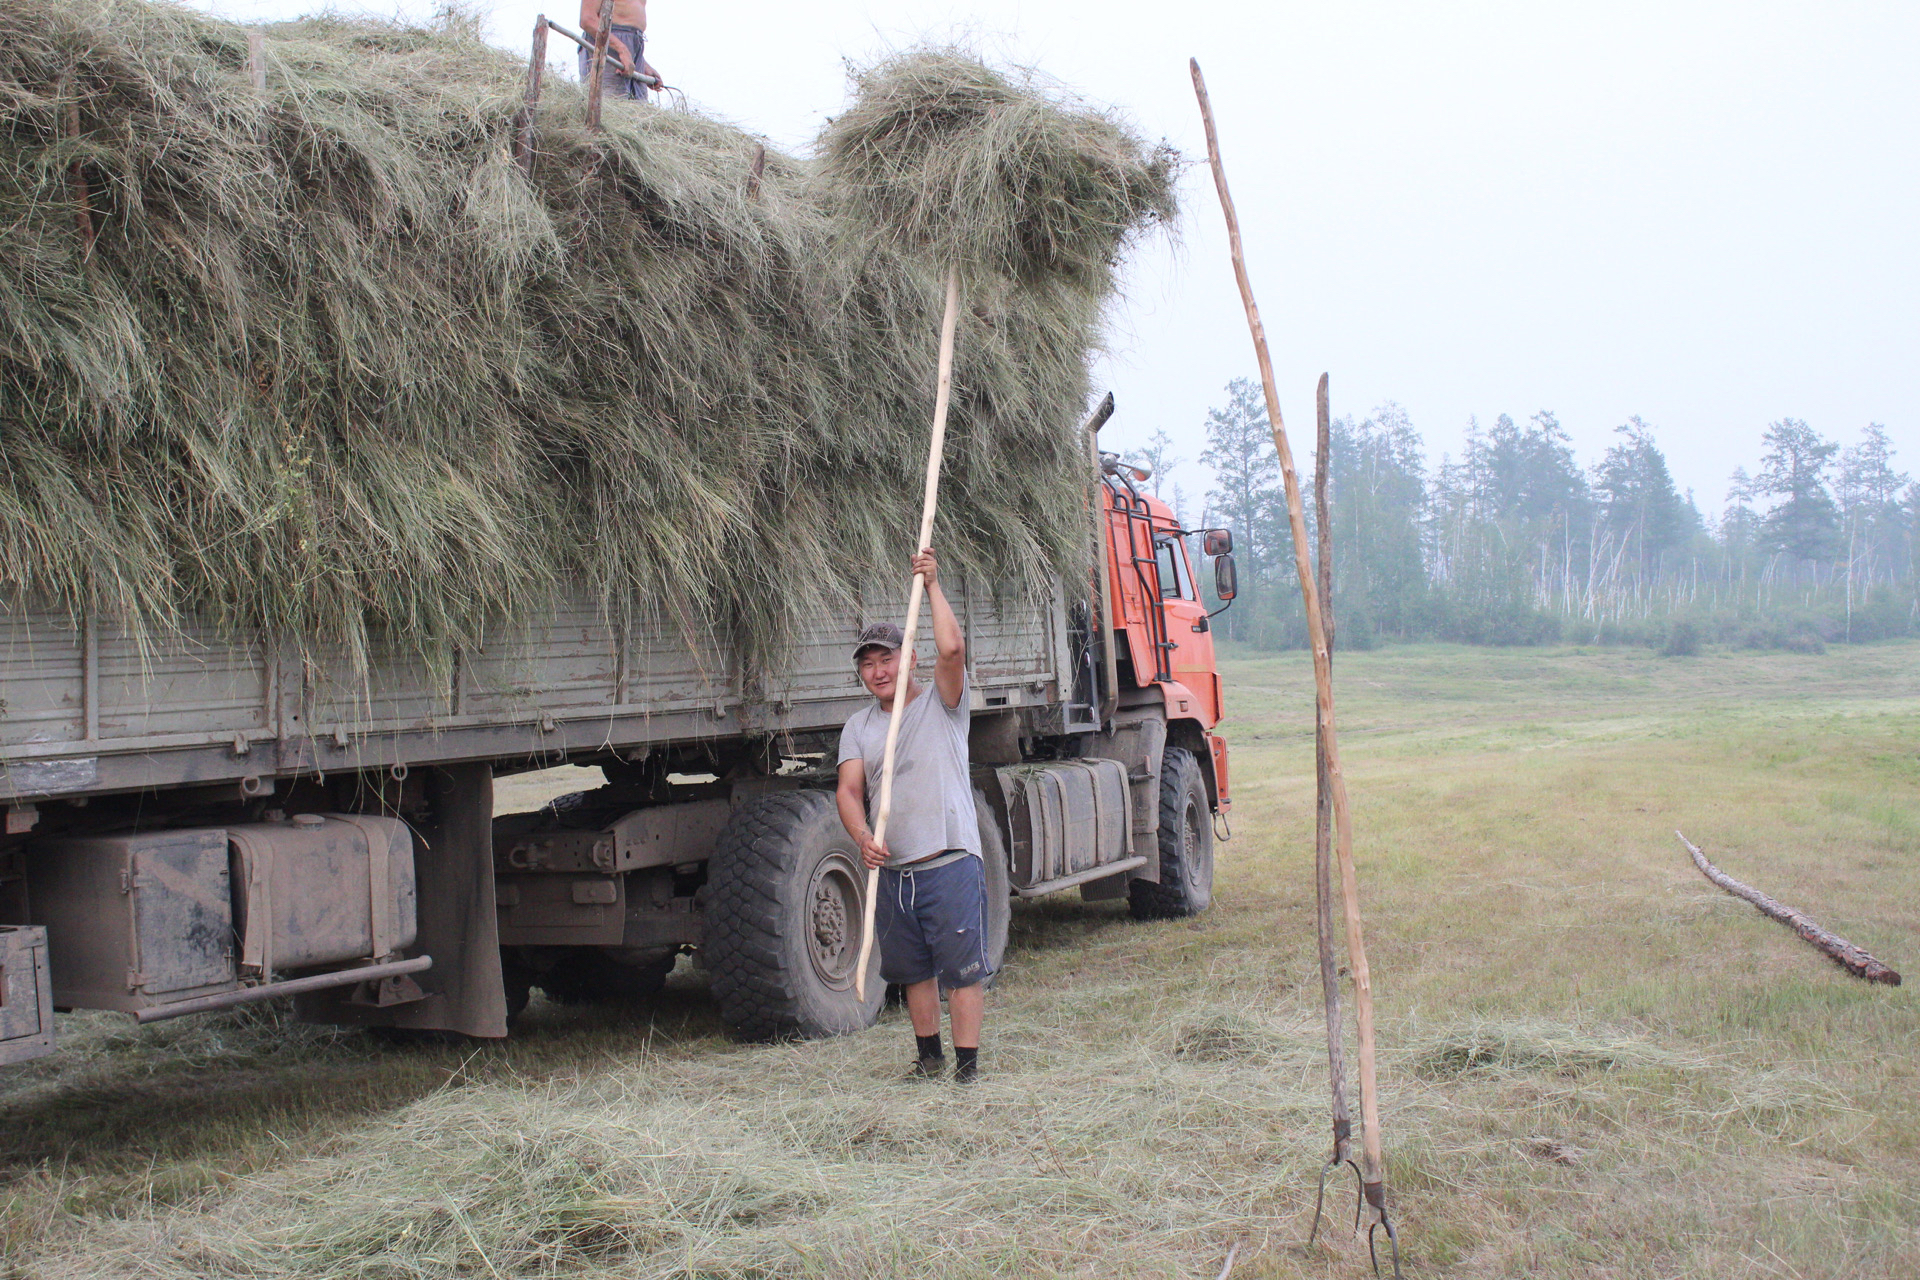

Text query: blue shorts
(876, 853), (991, 990)
(580, 26), (646, 101)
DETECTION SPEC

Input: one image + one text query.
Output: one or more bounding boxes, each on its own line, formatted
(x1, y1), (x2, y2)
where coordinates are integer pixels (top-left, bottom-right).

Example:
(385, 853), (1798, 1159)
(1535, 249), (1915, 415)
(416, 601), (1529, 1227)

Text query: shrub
(1660, 620), (1701, 657)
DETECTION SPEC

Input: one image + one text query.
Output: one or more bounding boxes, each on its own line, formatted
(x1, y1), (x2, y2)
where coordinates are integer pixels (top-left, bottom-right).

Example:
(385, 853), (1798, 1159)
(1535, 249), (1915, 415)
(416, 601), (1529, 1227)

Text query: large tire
(706, 791), (884, 1039)
(500, 953), (533, 1025)
(1130, 746), (1215, 920)
(977, 790), (1012, 982)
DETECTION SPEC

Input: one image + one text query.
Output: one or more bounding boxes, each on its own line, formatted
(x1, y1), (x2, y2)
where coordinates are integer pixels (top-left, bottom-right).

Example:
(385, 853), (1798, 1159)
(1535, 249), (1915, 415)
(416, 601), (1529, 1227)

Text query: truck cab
(1095, 449), (1234, 812)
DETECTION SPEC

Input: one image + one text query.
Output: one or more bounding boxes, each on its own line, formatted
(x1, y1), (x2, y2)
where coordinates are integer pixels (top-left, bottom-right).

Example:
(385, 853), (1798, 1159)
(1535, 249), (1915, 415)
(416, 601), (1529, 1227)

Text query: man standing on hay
(579, 0), (661, 101)
(836, 548), (990, 1083)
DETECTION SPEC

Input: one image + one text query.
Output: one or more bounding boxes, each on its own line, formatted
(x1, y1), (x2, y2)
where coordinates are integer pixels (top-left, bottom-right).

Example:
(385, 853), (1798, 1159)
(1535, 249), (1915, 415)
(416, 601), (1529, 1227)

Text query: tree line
(1140, 378), (1917, 652)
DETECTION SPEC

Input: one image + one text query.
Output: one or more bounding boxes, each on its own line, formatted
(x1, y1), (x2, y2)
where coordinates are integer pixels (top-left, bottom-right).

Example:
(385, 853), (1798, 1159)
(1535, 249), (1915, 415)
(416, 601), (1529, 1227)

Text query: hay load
(0, 1), (1173, 673)
(819, 51), (1176, 286)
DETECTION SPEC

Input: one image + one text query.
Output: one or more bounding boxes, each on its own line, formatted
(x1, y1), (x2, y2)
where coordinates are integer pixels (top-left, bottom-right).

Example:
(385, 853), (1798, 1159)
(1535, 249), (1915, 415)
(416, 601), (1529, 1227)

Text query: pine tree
(1594, 417), (1693, 579)
(1327, 404), (1427, 639)
(1837, 424), (1910, 589)
(1200, 378), (1283, 640)
(1755, 419), (1841, 565)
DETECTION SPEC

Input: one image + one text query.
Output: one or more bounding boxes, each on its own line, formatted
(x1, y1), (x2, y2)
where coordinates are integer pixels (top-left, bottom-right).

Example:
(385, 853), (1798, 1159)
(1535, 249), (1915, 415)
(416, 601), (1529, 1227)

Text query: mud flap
(295, 763), (507, 1037)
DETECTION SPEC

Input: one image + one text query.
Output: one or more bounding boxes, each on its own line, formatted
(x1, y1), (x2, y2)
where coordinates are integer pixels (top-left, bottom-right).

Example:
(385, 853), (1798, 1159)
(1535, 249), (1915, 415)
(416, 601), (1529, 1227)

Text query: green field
(2, 643), (1915, 1278)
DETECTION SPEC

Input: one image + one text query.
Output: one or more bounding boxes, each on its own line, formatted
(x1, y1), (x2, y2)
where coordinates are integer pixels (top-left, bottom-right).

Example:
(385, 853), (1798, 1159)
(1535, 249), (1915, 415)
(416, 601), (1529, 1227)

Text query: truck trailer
(0, 432), (1237, 1058)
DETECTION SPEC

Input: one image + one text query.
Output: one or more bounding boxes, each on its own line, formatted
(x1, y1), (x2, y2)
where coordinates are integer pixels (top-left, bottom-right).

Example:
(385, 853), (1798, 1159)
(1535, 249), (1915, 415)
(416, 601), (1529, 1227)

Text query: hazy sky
(201, 0), (1919, 516)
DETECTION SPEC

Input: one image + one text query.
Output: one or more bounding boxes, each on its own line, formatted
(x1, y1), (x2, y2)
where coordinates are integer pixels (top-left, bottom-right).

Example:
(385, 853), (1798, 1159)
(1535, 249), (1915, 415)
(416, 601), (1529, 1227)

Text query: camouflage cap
(851, 621), (904, 663)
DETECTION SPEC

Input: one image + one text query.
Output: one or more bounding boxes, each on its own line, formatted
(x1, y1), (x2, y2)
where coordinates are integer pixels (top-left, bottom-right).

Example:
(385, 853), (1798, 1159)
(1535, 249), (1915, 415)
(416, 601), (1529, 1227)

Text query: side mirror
(1203, 528), (1233, 557)
(1213, 554), (1238, 602)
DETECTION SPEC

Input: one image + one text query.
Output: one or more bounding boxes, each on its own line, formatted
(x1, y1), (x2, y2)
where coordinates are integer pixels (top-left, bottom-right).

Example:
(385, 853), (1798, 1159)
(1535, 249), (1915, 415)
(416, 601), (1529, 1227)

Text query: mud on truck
(0, 411), (1238, 1058)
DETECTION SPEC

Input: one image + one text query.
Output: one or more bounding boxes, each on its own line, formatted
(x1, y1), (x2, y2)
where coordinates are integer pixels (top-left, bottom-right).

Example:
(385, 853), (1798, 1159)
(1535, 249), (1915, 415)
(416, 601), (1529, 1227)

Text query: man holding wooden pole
(835, 548), (990, 1083)
(579, 0), (660, 102)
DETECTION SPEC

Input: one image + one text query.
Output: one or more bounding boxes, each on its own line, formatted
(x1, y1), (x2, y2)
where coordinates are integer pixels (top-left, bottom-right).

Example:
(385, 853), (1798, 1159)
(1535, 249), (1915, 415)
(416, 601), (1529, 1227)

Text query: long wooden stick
(854, 265), (963, 1001)
(1191, 59), (1393, 1226)
(543, 19), (661, 86)
(1676, 832), (1901, 985)
(1312, 372), (1353, 1165)
(514, 17), (549, 177)
(245, 31), (267, 92)
(58, 77), (94, 253)
(585, 0), (614, 130)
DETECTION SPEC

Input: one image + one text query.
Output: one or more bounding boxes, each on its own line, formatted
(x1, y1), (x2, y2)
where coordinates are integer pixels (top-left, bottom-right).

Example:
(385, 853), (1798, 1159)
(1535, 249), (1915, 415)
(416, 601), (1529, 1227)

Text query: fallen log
(1676, 831), (1900, 985)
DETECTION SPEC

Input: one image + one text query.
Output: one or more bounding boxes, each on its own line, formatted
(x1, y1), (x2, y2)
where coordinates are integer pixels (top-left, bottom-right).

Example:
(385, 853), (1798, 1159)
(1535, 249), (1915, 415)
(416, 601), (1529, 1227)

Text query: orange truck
(0, 398), (1236, 1056)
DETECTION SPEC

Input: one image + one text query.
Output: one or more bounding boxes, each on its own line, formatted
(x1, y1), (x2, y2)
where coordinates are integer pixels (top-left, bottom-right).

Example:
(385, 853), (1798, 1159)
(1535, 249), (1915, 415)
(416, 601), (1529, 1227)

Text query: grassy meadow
(0, 642), (1914, 1278)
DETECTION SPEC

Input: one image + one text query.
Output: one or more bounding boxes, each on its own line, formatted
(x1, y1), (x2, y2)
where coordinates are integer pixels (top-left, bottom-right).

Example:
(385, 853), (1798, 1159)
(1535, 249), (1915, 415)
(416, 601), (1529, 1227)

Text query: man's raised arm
(579, 0), (636, 74)
(913, 547), (967, 710)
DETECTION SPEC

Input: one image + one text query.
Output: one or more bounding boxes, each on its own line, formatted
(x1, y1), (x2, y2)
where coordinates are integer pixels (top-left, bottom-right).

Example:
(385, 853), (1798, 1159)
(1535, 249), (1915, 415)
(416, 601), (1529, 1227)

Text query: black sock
(916, 1033), (944, 1061)
(954, 1045), (978, 1073)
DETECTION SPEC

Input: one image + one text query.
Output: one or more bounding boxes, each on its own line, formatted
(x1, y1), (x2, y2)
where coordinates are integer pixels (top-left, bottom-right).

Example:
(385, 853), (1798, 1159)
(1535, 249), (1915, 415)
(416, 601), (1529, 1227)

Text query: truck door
(1154, 535), (1222, 723)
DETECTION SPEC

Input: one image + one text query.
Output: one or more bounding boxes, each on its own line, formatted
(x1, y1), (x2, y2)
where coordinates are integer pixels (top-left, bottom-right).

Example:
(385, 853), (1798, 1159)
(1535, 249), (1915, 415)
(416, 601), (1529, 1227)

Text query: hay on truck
(0, 1), (1175, 683)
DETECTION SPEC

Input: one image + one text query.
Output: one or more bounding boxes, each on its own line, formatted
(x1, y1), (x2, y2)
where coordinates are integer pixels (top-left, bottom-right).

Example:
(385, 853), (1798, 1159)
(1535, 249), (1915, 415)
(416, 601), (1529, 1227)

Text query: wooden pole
(59, 77), (94, 254)
(853, 265), (963, 1001)
(515, 17), (549, 176)
(746, 143), (767, 201)
(1190, 59), (1395, 1237)
(585, 0), (614, 131)
(1312, 371), (1353, 1168)
(245, 32), (267, 91)
(1677, 832), (1901, 985)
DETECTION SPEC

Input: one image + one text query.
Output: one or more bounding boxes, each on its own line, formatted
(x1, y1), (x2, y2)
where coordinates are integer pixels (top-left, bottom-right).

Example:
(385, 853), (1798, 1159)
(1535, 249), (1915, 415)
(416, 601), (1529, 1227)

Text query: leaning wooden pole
(585, 0), (614, 130)
(514, 17), (549, 176)
(1191, 60), (1398, 1261)
(245, 31), (267, 91)
(1313, 373), (1354, 1171)
(57, 76), (94, 254)
(854, 265), (963, 1001)
(1676, 832), (1901, 985)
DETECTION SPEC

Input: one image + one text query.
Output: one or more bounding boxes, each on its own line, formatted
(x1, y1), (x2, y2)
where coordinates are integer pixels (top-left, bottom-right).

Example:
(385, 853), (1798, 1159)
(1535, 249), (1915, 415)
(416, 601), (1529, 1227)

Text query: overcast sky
(201, 0), (1919, 517)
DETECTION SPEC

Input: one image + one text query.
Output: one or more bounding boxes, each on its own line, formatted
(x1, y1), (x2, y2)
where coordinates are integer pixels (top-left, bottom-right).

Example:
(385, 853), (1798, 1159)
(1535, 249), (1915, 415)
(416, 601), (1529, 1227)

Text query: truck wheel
(706, 791), (884, 1040)
(501, 954), (533, 1024)
(1129, 747), (1215, 920)
(976, 790), (1012, 982)
(535, 948), (672, 1006)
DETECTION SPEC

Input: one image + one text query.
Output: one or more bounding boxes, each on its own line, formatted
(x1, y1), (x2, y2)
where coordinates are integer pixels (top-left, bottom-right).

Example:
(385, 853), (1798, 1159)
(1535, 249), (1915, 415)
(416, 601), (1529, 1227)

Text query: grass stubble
(0, 643), (1914, 1277)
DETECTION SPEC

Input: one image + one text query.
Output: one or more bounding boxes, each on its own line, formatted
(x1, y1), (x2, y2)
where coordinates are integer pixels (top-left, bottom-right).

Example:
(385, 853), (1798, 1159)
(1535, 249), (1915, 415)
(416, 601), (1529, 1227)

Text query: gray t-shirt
(837, 671), (980, 867)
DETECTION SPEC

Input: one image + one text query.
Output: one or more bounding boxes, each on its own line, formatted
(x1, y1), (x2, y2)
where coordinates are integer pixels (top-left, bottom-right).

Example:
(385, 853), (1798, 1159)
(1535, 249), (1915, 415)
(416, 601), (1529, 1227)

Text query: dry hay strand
(0, 4), (1174, 679)
(14, 989), (1339, 1279)
(1404, 1017), (1696, 1081)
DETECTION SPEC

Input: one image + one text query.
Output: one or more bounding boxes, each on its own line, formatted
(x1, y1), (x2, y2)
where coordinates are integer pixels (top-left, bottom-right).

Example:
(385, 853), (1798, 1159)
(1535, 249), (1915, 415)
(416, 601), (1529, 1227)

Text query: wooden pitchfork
(854, 265), (963, 1001)
(1190, 60), (1402, 1279)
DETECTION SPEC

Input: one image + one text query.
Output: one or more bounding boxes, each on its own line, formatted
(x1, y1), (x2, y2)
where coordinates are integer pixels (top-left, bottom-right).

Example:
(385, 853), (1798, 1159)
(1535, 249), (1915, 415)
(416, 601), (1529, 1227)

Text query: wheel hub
(806, 854), (862, 989)
(813, 885), (847, 951)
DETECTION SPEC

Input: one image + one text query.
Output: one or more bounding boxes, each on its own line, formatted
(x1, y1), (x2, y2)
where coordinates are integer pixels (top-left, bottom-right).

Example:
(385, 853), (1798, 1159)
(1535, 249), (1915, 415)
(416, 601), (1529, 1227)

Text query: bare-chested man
(579, 0), (661, 103)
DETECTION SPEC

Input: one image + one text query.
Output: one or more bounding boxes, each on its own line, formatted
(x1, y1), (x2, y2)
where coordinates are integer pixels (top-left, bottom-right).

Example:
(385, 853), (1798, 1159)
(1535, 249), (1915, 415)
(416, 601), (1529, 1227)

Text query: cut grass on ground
(1, 642), (1915, 1277)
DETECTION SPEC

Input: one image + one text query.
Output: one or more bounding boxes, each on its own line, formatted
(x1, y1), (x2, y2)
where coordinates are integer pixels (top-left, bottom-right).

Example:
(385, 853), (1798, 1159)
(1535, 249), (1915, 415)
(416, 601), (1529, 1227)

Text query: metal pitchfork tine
(1305, 1152), (1402, 1280)
(1367, 1208), (1404, 1280)
(1306, 1152), (1361, 1247)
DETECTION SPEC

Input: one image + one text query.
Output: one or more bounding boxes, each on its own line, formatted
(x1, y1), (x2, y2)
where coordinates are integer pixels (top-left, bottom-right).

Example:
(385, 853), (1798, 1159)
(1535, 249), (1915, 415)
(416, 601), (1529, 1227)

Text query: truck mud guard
(296, 764), (507, 1037)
